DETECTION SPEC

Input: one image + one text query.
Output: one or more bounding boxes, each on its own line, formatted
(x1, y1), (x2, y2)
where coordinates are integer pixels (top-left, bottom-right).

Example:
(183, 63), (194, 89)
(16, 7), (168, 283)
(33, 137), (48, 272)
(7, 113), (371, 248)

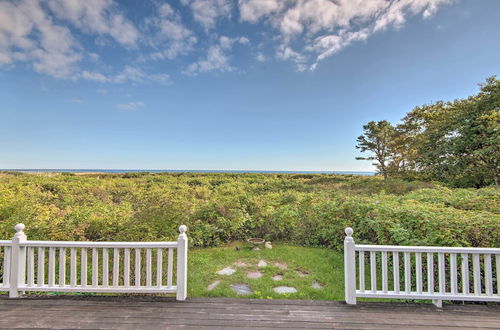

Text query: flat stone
(207, 280), (221, 291)
(252, 247), (260, 251)
(216, 267), (236, 276)
(258, 260), (267, 267)
(296, 269), (309, 277)
(246, 271), (263, 279)
(234, 261), (248, 267)
(312, 281), (323, 289)
(272, 275), (283, 281)
(274, 262), (287, 270)
(231, 284), (253, 295)
(273, 286), (297, 294)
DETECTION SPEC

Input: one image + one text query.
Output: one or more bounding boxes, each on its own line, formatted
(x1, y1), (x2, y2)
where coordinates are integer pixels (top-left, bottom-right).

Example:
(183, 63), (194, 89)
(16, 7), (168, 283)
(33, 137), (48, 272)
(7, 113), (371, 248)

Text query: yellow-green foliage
(0, 172), (498, 248)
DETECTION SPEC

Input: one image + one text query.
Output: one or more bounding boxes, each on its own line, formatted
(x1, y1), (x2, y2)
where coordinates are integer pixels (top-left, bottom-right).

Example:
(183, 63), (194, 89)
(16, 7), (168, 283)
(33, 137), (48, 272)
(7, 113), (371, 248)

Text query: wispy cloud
(116, 101), (145, 110)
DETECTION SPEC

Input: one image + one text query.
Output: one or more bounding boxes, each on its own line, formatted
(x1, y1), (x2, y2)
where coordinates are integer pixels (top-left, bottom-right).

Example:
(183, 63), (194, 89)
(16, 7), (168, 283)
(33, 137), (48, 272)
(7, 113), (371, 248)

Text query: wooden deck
(0, 296), (499, 329)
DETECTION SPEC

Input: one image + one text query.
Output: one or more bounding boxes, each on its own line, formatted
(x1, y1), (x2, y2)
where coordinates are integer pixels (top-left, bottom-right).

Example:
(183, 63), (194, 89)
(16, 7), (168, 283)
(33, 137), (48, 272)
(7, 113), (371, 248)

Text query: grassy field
(188, 243), (343, 300)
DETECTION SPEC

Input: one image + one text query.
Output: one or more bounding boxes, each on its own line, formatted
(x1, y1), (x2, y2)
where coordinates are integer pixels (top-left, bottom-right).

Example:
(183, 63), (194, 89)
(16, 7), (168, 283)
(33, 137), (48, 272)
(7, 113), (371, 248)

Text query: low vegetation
(0, 172), (498, 249)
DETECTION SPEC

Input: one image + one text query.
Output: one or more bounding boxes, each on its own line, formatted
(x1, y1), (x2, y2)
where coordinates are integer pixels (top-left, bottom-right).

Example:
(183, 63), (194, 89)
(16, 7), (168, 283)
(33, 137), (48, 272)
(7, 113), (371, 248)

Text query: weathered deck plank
(0, 296), (498, 329)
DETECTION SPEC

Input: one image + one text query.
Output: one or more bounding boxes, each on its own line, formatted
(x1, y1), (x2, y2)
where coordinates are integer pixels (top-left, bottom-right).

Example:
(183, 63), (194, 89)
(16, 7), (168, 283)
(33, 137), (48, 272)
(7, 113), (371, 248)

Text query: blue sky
(1, 0), (499, 171)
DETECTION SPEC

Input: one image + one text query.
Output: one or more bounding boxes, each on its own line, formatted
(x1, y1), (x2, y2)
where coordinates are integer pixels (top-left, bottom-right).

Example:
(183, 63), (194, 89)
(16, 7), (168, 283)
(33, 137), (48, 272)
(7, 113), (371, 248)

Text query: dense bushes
(0, 172), (498, 249)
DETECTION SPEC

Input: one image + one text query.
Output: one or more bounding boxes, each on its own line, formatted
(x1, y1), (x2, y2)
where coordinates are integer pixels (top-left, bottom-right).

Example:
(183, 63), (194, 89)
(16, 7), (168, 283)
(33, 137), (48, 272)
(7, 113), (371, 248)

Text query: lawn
(188, 242), (344, 300)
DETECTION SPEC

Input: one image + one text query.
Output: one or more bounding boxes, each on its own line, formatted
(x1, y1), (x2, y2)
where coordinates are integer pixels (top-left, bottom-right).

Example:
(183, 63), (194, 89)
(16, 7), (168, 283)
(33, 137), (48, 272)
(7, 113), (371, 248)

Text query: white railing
(2, 224), (188, 300)
(344, 228), (500, 307)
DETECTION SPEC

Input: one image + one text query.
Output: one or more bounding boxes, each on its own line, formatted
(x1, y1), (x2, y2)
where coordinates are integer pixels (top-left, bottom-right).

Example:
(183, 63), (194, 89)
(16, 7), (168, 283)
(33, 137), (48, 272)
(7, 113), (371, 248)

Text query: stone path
(211, 259), (320, 296)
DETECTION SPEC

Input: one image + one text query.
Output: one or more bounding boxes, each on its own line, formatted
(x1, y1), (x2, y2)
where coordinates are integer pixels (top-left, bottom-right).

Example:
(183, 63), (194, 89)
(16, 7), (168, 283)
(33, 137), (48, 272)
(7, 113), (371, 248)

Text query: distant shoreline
(1, 169), (375, 176)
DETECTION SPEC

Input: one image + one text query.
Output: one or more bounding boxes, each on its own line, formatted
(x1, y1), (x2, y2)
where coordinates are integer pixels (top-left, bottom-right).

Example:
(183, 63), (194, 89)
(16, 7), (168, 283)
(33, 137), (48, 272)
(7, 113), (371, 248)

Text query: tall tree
(355, 120), (395, 180)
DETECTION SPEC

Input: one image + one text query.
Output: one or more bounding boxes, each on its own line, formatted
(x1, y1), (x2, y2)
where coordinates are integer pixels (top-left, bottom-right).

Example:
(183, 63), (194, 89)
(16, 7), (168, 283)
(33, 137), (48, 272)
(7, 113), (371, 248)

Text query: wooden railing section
(1, 224), (188, 300)
(344, 227), (500, 306)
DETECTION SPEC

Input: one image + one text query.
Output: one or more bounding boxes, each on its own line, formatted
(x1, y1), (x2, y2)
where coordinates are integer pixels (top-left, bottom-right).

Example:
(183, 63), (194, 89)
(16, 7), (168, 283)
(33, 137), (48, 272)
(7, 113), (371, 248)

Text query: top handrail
(0, 240), (11, 246)
(20, 240), (178, 248)
(355, 244), (500, 254)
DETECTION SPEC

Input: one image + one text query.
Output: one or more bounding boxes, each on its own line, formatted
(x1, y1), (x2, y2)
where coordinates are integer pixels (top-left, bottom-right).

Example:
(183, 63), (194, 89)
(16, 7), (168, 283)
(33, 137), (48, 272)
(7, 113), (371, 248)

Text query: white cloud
(238, 0), (453, 70)
(256, 52), (266, 62)
(181, 0), (232, 30)
(145, 3), (197, 60)
(184, 36), (248, 75)
(82, 66), (170, 84)
(116, 101), (144, 110)
(47, 0), (139, 47)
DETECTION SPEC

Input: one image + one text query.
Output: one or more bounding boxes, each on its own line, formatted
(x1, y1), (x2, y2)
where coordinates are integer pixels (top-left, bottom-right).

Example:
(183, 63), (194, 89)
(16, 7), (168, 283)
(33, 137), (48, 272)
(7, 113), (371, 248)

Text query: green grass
(188, 242), (344, 300)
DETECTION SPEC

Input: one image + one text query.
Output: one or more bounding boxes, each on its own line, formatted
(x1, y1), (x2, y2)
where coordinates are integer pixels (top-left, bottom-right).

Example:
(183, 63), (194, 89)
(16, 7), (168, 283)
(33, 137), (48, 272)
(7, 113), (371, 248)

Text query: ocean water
(3, 169), (375, 176)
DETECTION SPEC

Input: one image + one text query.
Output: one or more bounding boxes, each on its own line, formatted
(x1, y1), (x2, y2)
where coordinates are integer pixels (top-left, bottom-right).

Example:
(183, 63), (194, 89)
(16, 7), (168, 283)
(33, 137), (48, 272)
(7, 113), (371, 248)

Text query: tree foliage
(356, 76), (500, 187)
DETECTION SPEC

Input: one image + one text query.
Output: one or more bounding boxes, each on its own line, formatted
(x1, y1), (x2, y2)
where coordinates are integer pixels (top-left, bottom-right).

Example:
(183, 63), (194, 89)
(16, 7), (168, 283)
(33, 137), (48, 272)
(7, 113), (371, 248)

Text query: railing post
(344, 227), (356, 305)
(9, 223), (27, 298)
(176, 225), (188, 301)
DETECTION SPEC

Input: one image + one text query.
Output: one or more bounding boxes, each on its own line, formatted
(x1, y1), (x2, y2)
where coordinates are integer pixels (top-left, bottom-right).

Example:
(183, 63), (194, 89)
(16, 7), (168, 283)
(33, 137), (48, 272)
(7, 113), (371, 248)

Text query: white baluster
(404, 252), (411, 293)
(438, 253), (445, 294)
(70, 248), (77, 287)
(393, 251), (400, 293)
(48, 247), (55, 287)
(167, 248), (173, 287)
(37, 247), (45, 287)
(427, 252), (434, 293)
(146, 248), (152, 287)
(113, 248), (119, 287)
(461, 253), (469, 295)
(135, 248), (141, 287)
(102, 248), (108, 287)
(496, 254), (500, 295)
(484, 254), (492, 296)
(92, 248), (98, 287)
(370, 251), (377, 293)
(473, 254), (481, 295)
(157, 248), (163, 287)
(382, 251), (388, 293)
(450, 253), (457, 295)
(415, 252), (422, 294)
(359, 251), (365, 293)
(81, 248), (87, 287)
(59, 248), (66, 287)
(124, 248), (130, 287)
(27, 248), (34, 287)
(3, 247), (10, 287)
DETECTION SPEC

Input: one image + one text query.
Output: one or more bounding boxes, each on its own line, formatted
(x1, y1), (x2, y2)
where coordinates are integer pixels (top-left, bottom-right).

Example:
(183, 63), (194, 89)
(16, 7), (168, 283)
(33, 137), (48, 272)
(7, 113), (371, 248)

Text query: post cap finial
(14, 223), (25, 233)
(179, 225), (187, 234)
(345, 227), (353, 237)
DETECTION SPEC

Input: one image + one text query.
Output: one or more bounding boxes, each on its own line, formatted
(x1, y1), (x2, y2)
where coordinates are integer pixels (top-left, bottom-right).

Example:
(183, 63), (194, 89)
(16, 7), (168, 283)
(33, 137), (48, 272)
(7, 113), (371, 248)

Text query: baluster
(393, 251), (400, 293)
(81, 248), (87, 287)
(370, 251), (376, 292)
(27, 248), (34, 287)
(415, 252), (422, 294)
(48, 248), (55, 287)
(381, 251), (388, 293)
(102, 248), (108, 286)
(461, 253), (469, 295)
(404, 252), (411, 293)
(146, 248), (152, 287)
(167, 248), (173, 287)
(427, 252), (434, 293)
(113, 248), (119, 287)
(37, 247), (45, 287)
(135, 248), (141, 287)
(3, 247), (10, 286)
(124, 248), (130, 287)
(484, 254), (492, 296)
(92, 248), (98, 287)
(450, 253), (457, 295)
(157, 248), (163, 287)
(70, 248), (77, 287)
(496, 255), (500, 295)
(59, 248), (66, 287)
(359, 251), (365, 292)
(438, 253), (445, 294)
(473, 254), (481, 295)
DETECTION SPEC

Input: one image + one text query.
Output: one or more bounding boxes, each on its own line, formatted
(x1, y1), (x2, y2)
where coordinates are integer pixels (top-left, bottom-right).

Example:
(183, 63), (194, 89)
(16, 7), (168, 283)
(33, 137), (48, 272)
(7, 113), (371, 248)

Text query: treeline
(356, 76), (499, 188)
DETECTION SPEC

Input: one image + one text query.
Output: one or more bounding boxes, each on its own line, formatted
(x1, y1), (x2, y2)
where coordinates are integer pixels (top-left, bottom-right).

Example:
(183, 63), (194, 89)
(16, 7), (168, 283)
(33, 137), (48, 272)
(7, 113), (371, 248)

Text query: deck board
(0, 296), (498, 329)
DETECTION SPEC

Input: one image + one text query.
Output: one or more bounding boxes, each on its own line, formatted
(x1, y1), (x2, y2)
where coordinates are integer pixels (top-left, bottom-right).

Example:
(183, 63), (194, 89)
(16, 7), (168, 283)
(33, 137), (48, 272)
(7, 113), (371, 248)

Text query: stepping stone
(234, 261), (248, 267)
(207, 280), (220, 291)
(274, 262), (287, 270)
(312, 281), (323, 289)
(216, 267), (236, 275)
(231, 284), (253, 295)
(273, 286), (297, 294)
(258, 260), (267, 267)
(252, 247), (260, 251)
(296, 269), (309, 277)
(272, 275), (283, 281)
(246, 271), (263, 279)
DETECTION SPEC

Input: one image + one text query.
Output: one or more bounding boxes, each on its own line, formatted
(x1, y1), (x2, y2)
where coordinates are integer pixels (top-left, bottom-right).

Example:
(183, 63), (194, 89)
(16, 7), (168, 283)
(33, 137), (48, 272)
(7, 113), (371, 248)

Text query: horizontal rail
(355, 244), (500, 254)
(18, 285), (177, 294)
(357, 291), (500, 302)
(21, 241), (178, 248)
(0, 240), (11, 246)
